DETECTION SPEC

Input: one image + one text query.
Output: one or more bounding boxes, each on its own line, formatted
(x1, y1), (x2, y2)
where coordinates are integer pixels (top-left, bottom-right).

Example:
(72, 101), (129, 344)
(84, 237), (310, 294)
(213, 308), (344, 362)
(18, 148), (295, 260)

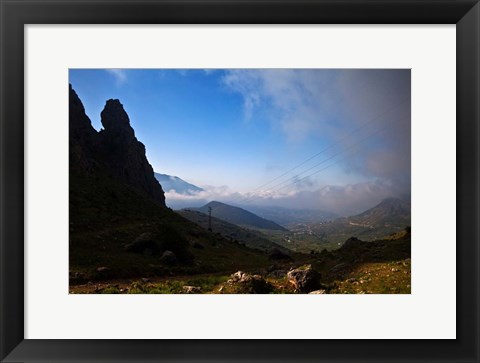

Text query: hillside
(69, 86), (272, 284)
(154, 173), (203, 195)
(72, 229), (411, 294)
(178, 209), (290, 253)
(194, 201), (289, 231)
(309, 197), (411, 246)
(264, 197), (411, 252)
(348, 197), (411, 226)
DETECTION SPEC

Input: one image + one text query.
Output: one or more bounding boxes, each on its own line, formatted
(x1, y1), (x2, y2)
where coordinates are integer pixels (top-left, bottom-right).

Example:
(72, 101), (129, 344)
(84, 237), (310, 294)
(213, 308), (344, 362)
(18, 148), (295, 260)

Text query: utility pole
(208, 206), (212, 232)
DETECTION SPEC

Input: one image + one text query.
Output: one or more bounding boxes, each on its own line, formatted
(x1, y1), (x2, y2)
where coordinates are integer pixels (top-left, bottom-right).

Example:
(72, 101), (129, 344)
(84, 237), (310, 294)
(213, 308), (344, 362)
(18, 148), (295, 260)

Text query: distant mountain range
(190, 201), (289, 232)
(348, 197), (411, 227)
(154, 173), (203, 195)
(308, 197), (411, 245)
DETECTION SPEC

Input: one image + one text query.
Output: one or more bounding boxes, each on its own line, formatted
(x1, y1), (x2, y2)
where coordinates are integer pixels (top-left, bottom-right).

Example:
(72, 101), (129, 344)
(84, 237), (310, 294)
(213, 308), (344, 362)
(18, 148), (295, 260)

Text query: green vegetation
(259, 228), (340, 253)
(72, 275), (231, 294)
(71, 228), (411, 294)
(329, 259), (411, 294)
(70, 172), (272, 283)
(69, 165), (411, 295)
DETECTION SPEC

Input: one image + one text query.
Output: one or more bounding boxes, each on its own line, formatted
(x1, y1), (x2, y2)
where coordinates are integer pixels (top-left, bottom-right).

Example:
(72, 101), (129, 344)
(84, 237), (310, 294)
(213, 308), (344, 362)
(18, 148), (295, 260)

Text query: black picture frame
(1, 1), (479, 362)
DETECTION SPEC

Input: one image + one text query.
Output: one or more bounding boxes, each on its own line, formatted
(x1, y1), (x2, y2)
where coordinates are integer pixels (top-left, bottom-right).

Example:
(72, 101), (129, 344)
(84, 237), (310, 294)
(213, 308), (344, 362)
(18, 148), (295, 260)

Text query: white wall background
(25, 25), (456, 339)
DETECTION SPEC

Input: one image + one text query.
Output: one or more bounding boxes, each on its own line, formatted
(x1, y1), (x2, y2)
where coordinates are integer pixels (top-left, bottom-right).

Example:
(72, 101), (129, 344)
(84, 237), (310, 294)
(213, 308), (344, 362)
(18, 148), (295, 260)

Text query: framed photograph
(1, 0), (478, 362)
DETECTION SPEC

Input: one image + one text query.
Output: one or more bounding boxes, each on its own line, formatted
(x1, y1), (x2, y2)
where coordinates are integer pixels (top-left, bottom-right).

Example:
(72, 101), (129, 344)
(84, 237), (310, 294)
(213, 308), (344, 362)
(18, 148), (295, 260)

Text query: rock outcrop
(182, 285), (201, 294)
(223, 271), (273, 294)
(69, 85), (98, 174)
(69, 85), (166, 206)
(125, 232), (160, 256)
(160, 250), (178, 265)
(98, 98), (166, 206)
(287, 265), (320, 293)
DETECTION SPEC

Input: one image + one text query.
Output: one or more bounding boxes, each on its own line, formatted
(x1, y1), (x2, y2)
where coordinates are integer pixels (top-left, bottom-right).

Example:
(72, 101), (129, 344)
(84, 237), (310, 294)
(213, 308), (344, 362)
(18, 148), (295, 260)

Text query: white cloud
(222, 69), (338, 139)
(236, 180), (407, 216)
(221, 69), (411, 194)
(164, 184), (241, 209)
(105, 69), (127, 85)
(164, 179), (407, 217)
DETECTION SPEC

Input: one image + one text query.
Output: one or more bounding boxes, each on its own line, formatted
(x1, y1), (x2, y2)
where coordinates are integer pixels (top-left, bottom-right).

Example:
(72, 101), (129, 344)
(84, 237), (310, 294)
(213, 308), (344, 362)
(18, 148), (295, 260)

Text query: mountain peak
(206, 201), (226, 207)
(352, 197), (410, 225)
(70, 85), (165, 206)
(101, 99), (134, 137)
(375, 197), (410, 211)
(154, 173), (203, 195)
(196, 201), (288, 231)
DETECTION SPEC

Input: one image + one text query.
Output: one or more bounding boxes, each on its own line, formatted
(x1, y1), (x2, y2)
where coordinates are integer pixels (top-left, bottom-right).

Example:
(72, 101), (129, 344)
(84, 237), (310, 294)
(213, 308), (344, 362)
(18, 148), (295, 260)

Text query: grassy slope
(69, 173), (271, 283)
(70, 172), (411, 294)
(71, 228), (411, 294)
(311, 229), (411, 293)
(196, 201), (288, 231)
(259, 220), (410, 253)
(178, 209), (289, 253)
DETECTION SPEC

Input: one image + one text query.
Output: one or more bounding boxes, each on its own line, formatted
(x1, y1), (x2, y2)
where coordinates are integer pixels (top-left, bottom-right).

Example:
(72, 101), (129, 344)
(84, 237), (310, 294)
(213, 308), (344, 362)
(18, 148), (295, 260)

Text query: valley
(68, 84), (411, 294)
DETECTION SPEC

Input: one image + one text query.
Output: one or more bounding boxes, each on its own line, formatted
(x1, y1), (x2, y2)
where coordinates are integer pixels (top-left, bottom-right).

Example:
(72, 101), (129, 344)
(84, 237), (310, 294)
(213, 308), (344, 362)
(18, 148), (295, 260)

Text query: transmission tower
(208, 206), (212, 232)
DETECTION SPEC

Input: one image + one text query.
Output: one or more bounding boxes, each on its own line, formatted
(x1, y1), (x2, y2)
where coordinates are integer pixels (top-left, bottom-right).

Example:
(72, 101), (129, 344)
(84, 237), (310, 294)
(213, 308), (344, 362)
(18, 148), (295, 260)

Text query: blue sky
(69, 69), (410, 215)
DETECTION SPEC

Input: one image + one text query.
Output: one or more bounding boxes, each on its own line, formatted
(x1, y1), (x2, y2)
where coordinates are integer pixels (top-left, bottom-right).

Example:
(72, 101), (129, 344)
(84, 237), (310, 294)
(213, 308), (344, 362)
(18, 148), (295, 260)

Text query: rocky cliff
(69, 84), (166, 206)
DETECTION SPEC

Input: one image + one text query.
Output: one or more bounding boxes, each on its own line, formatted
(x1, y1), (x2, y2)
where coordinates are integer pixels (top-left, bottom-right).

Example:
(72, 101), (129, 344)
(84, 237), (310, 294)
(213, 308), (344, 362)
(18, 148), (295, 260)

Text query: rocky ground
(70, 255), (411, 294)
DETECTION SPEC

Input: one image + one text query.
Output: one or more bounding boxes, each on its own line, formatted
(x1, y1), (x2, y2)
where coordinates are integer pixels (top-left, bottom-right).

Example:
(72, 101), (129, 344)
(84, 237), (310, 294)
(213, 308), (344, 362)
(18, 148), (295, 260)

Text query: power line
(234, 114), (409, 206)
(236, 127), (388, 206)
(222, 98), (409, 207)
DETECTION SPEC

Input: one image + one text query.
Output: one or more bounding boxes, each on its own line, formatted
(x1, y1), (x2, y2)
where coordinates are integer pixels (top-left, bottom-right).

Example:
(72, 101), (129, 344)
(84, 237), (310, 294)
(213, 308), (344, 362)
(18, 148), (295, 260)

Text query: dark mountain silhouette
(69, 84), (165, 206)
(194, 201), (289, 231)
(154, 173), (203, 195)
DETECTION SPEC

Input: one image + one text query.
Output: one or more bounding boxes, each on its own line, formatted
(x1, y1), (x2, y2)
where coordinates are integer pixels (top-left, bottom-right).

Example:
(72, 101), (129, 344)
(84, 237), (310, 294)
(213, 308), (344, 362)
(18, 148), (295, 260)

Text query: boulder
(287, 265), (320, 293)
(309, 290), (326, 294)
(182, 286), (201, 294)
(160, 250), (177, 265)
(125, 232), (160, 255)
(226, 271), (272, 294)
